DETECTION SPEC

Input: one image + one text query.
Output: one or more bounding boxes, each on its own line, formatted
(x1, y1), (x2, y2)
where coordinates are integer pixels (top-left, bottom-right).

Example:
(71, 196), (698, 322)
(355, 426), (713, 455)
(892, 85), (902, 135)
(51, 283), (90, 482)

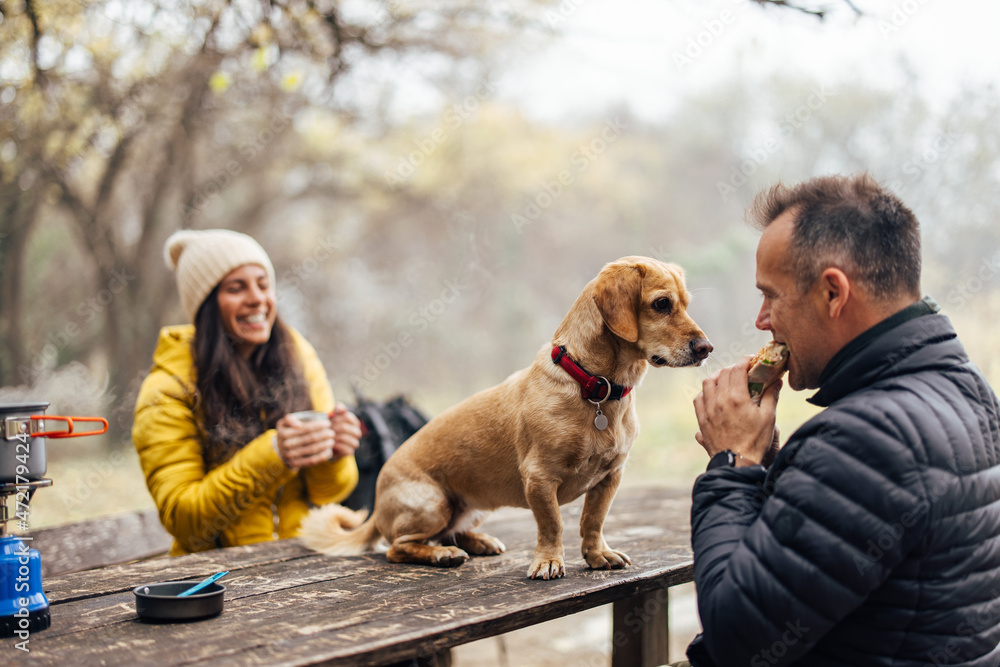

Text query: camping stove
(0, 402), (109, 639)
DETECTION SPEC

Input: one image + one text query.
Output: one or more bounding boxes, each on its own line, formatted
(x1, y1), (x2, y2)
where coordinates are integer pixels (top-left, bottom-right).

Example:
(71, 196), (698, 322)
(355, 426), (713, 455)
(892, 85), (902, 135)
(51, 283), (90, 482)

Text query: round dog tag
(589, 378), (611, 431)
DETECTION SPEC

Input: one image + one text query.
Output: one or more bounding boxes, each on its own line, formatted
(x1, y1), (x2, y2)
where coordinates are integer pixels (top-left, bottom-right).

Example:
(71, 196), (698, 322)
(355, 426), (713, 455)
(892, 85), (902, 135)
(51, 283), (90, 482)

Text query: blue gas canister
(0, 534), (50, 638)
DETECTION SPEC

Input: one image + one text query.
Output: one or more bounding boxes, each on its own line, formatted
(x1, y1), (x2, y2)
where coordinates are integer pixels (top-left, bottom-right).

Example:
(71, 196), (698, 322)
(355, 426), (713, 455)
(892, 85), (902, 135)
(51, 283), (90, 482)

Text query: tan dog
(300, 256), (711, 579)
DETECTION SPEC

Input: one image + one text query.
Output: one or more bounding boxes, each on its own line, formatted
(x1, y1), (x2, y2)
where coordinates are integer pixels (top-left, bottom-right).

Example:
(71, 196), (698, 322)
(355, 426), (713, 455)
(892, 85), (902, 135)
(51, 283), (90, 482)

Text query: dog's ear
(592, 262), (643, 343)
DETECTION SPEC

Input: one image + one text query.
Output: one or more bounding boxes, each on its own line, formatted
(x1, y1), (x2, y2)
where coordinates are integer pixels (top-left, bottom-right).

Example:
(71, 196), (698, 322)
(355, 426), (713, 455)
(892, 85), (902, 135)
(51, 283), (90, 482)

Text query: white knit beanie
(164, 229), (276, 322)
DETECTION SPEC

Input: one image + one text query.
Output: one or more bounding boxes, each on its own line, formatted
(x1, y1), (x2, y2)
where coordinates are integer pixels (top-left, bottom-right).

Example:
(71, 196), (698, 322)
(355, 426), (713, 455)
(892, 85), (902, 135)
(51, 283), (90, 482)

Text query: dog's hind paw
(527, 557), (565, 580)
(432, 546), (470, 567)
(454, 532), (506, 556)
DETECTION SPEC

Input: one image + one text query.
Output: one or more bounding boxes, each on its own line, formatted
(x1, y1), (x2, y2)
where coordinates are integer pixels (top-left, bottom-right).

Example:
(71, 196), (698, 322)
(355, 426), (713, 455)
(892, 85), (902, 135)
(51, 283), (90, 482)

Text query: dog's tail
(298, 504), (381, 555)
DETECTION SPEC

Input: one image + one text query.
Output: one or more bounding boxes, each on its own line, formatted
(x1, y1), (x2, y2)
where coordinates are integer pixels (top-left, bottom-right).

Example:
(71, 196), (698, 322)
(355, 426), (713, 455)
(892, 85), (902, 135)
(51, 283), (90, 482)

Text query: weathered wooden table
(3, 486), (693, 666)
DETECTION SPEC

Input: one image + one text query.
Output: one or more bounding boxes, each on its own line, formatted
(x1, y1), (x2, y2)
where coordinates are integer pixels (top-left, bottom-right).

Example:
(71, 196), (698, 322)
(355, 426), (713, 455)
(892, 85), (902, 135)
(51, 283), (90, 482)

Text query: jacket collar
(152, 324), (198, 384)
(808, 296), (965, 407)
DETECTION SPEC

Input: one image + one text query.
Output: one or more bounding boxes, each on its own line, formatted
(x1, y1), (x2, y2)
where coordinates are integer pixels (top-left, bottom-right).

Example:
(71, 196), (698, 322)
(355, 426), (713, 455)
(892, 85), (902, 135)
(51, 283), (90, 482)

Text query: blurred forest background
(1, 0), (998, 533)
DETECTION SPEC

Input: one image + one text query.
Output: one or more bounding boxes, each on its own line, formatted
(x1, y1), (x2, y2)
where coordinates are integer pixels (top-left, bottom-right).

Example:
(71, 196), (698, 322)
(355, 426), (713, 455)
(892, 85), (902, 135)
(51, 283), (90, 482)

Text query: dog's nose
(691, 338), (713, 360)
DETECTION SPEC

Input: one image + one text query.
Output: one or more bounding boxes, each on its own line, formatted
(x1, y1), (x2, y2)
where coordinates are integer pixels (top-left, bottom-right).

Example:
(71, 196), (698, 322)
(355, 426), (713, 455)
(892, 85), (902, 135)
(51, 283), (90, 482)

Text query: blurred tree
(0, 0), (557, 442)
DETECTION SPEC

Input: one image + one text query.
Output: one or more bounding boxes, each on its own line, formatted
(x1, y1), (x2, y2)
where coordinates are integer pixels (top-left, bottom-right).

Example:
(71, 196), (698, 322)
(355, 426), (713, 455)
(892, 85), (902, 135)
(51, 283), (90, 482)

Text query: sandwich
(748, 342), (789, 404)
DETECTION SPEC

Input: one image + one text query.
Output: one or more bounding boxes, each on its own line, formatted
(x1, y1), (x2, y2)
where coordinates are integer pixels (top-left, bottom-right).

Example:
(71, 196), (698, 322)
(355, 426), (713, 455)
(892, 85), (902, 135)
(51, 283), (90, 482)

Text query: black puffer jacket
(687, 298), (1000, 666)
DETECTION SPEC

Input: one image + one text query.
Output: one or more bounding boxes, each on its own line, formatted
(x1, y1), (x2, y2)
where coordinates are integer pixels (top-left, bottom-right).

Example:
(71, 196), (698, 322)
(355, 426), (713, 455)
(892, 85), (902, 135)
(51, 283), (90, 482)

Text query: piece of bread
(748, 342), (789, 403)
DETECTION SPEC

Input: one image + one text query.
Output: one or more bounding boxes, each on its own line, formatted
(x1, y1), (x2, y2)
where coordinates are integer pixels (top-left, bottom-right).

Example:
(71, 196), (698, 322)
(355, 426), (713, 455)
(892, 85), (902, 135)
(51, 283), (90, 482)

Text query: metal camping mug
(0, 402), (110, 483)
(287, 410), (331, 423)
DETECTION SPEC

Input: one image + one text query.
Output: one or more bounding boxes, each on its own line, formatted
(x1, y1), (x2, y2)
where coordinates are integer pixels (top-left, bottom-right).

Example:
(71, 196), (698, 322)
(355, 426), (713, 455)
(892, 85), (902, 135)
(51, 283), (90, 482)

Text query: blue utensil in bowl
(178, 571), (229, 597)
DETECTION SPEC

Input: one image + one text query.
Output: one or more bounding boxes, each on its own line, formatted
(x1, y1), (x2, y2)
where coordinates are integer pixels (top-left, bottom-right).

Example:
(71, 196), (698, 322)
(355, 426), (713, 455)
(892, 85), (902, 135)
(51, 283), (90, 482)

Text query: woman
(133, 229), (360, 555)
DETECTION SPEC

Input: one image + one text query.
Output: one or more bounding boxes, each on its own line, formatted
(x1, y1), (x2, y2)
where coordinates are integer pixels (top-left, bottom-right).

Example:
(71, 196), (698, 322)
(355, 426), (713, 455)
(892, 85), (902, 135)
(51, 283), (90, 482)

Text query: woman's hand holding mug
(275, 404), (361, 469)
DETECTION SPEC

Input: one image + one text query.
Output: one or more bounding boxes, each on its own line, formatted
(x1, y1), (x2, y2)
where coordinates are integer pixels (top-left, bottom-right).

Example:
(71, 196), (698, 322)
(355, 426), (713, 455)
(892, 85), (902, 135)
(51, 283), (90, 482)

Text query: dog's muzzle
(651, 339), (712, 367)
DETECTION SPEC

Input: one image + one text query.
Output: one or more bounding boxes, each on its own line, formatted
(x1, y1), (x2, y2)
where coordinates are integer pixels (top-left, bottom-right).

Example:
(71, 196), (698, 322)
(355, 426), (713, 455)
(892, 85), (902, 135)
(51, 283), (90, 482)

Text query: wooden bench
(27, 508), (173, 578)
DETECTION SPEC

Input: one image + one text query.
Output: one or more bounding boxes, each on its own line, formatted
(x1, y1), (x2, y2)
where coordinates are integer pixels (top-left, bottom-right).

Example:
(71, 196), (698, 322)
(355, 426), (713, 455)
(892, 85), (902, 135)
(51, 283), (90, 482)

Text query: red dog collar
(551, 345), (633, 402)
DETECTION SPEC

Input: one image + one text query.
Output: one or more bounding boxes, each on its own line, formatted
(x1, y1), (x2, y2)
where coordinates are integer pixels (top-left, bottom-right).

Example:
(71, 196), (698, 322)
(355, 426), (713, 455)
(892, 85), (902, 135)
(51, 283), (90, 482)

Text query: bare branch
(842, 0), (864, 16)
(752, 0), (825, 19)
(23, 0), (43, 82)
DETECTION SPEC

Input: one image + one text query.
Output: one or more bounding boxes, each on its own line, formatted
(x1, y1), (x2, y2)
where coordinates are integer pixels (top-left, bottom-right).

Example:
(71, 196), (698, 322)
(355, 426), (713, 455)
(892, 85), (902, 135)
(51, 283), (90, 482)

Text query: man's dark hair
(747, 174), (921, 300)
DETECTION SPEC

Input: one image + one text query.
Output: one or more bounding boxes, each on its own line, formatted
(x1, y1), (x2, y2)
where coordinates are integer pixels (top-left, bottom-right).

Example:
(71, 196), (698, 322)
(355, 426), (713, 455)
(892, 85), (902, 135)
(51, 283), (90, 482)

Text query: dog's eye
(653, 297), (673, 314)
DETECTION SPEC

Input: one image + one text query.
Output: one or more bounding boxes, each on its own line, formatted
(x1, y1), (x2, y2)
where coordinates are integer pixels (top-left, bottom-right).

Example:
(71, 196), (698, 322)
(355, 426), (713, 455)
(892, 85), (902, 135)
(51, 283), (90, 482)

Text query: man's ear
(592, 263), (643, 343)
(819, 267), (851, 319)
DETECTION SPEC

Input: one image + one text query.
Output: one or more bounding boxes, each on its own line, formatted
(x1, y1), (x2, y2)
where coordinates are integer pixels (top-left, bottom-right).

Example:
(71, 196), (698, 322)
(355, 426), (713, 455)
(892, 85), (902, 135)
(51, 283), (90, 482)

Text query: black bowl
(133, 581), (226, 622)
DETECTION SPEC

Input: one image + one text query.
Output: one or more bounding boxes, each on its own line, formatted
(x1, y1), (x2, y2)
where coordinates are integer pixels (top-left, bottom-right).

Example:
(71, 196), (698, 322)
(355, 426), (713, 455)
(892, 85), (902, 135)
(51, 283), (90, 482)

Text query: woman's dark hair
(747, 173), (921, 301)
(193, 287), (312, 468)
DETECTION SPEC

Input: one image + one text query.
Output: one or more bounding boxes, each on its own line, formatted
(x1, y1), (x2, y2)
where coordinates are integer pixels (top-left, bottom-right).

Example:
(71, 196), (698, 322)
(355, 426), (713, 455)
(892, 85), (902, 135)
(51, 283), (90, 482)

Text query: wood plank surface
(1, 485), (692, 666)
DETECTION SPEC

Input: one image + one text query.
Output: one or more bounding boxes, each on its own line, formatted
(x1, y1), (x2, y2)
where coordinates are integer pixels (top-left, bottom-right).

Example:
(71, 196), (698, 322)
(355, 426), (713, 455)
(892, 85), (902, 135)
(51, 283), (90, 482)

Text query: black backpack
(343, 389), (430, 513)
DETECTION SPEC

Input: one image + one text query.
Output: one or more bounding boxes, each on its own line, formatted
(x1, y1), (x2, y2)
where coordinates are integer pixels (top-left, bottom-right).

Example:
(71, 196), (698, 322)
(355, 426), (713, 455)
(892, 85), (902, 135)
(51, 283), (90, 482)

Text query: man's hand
(693, 356), (781, 466)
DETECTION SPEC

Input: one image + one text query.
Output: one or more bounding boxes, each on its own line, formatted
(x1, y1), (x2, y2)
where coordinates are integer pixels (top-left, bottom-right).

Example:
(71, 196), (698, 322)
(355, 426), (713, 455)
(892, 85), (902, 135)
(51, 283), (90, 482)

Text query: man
(681, 174), (1000, 666)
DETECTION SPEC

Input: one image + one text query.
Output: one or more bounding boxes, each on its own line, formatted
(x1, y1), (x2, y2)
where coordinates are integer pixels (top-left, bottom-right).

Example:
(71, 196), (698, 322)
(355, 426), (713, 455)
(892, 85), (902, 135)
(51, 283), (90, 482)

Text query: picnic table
(3, 485), (694, 666)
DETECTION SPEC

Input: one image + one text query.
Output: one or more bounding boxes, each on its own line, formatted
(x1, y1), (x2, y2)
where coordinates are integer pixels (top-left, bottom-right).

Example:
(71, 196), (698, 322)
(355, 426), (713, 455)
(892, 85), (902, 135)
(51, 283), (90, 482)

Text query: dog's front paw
(527, 556), (565, 580)
(583, 545), (632, 571)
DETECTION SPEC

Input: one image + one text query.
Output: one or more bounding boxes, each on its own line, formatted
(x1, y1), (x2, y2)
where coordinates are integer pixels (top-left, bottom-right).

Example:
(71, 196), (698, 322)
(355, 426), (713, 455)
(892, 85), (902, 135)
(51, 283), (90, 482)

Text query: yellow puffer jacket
(133, 325), (358, 556)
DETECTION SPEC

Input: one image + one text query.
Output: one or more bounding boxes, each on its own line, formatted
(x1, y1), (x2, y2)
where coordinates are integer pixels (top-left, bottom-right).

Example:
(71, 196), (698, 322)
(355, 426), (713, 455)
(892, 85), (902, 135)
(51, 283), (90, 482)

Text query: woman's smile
(217, 265), (277, 357)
